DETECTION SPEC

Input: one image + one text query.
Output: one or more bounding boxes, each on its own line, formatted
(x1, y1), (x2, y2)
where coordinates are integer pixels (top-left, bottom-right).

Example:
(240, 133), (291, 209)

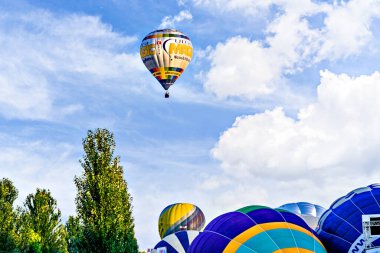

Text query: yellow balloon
(140, 29), (193, 97)
(158, 203), (205, 239)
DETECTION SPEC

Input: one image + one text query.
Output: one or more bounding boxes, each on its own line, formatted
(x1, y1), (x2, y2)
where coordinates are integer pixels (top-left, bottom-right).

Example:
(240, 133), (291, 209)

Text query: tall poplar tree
(0, 178), (18, 252)
(74, 129), (138, 253)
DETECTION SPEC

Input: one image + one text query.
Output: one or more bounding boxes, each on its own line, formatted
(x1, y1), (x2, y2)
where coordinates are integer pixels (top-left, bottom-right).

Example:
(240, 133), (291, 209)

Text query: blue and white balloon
(317, 184), (380, 253)
(154, 230), (200, 253)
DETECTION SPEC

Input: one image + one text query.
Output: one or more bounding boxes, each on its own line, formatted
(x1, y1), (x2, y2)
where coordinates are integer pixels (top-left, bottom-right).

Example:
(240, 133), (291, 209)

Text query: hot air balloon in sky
(278, 202), (326, 229)
(188, 205), (327, 253)
(158, 203), (205, 239)
(317, 184), (380, 253)
(154, 230), (200, 253)
(140, 29), (193, 98)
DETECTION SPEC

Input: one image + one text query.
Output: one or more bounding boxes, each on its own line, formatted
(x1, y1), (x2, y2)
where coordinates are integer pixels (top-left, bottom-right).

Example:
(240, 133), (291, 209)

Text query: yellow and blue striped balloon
(158, 203), (205, 239)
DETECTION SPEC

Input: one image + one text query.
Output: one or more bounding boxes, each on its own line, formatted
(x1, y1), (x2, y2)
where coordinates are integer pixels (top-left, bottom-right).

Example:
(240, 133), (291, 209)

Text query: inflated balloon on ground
(317, 184), (380, 253)
(188, 205), (327, 253)
(158, 203), (205, 239)
(278, 202), (326, 229)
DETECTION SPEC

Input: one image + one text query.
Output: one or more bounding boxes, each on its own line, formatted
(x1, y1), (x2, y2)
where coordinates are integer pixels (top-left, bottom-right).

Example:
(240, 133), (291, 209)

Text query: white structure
(362, 215), (380, 252)
(366, 249), (380, 253)
(147, 247), (167, 253)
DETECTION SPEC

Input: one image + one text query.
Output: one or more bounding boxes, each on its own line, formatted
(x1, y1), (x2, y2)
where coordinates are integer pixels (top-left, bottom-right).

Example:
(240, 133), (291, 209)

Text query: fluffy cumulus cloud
(159, 10), (193, 29)
(317, 0), (380, 60)
(204, 37), (278, 99)
(209, 71), (380, 208)
(0, 10), (143, 120)
(200, 0), (380, 99)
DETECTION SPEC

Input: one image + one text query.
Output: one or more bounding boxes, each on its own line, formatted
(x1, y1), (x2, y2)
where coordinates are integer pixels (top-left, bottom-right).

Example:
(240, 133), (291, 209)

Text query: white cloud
(317, 0), (380, 60)
(200, 0), (380, 100)
(159, 10), (193, 29)
(177, 0), (188, 6)
(0, 10), (143, 120)
(0, 137), (79, 216)
(204, 37), (278, 99)
(193, 0), (274, 16)
(209, 70), (380, 209)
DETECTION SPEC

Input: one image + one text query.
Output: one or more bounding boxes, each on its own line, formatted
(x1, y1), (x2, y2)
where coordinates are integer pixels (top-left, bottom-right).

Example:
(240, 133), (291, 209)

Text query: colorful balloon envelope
(188, 205), (327, 253)
(154, 230), (200, 253)
(140, 29), (193, 96)
(278, 202), (326, 229)
(317, 184), (380, 253)
(158, 203), (205, 239)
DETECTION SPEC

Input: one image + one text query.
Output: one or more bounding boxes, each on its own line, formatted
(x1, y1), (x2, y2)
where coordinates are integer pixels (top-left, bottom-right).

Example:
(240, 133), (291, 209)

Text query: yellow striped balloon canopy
(158, 203), (205, 239)
(140, 29), (193, 92)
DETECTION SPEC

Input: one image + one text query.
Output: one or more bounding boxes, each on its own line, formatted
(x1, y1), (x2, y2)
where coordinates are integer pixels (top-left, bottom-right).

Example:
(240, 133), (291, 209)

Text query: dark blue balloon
(188, 205), (327, 253)
(317, 184), (380, 253)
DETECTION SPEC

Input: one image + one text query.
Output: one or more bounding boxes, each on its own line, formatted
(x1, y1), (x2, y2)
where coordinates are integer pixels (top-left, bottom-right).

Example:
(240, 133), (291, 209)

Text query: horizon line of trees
(0, 128), (141, 253)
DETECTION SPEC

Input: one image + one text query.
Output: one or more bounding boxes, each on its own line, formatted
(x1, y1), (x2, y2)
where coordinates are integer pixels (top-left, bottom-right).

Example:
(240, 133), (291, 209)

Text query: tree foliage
(18, 188), (68, 253)
(66, 216), (82, 253)
(74, 128), (138, 253)
(0, 178), (19, 252)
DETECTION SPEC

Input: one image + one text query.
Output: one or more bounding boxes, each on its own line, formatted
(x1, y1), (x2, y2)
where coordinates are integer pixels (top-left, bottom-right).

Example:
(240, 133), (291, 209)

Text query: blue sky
(1, 0), (380, 250)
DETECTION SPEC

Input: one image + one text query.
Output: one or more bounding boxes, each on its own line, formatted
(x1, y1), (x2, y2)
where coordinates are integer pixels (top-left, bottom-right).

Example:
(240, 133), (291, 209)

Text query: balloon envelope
(158, 203), (205, 239)
(278, 202), (326, 229)
(317, 184), (380, 253)
(140, 29), (192, 91)
(188, 205), (327, 253)
(154, 230), (200, 253)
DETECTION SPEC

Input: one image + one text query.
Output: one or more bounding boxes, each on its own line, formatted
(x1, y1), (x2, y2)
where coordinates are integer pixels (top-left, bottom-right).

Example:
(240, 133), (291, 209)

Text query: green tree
(74, 129), (138, 253)
(65, 216), (82, 253)
(0, 178), (19, 252)
(18, 188), (68, 253)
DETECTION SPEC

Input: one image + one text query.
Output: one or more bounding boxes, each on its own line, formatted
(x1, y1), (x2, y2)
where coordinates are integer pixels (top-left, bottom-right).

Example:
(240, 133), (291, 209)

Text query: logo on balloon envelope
(163, 39), (192, 61)
(348, 236), (366, 253)
(348, 236), (380, 253)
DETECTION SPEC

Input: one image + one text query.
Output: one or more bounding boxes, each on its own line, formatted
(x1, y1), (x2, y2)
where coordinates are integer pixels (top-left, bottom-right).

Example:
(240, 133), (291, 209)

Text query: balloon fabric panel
(204, 212), (255, 239)
(278, 202), (326, 229)
(154, 230), (200, 253)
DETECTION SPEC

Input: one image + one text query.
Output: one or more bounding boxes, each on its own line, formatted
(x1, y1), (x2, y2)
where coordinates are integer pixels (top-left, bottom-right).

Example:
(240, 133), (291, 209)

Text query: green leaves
(0, 128), (139, 253)
(18, 189), (68, 253)
(74, 129), (138, 253)
(66, 216), (82, 253)
(0, 178), (19, 252)
(0, 180), (68, 253)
